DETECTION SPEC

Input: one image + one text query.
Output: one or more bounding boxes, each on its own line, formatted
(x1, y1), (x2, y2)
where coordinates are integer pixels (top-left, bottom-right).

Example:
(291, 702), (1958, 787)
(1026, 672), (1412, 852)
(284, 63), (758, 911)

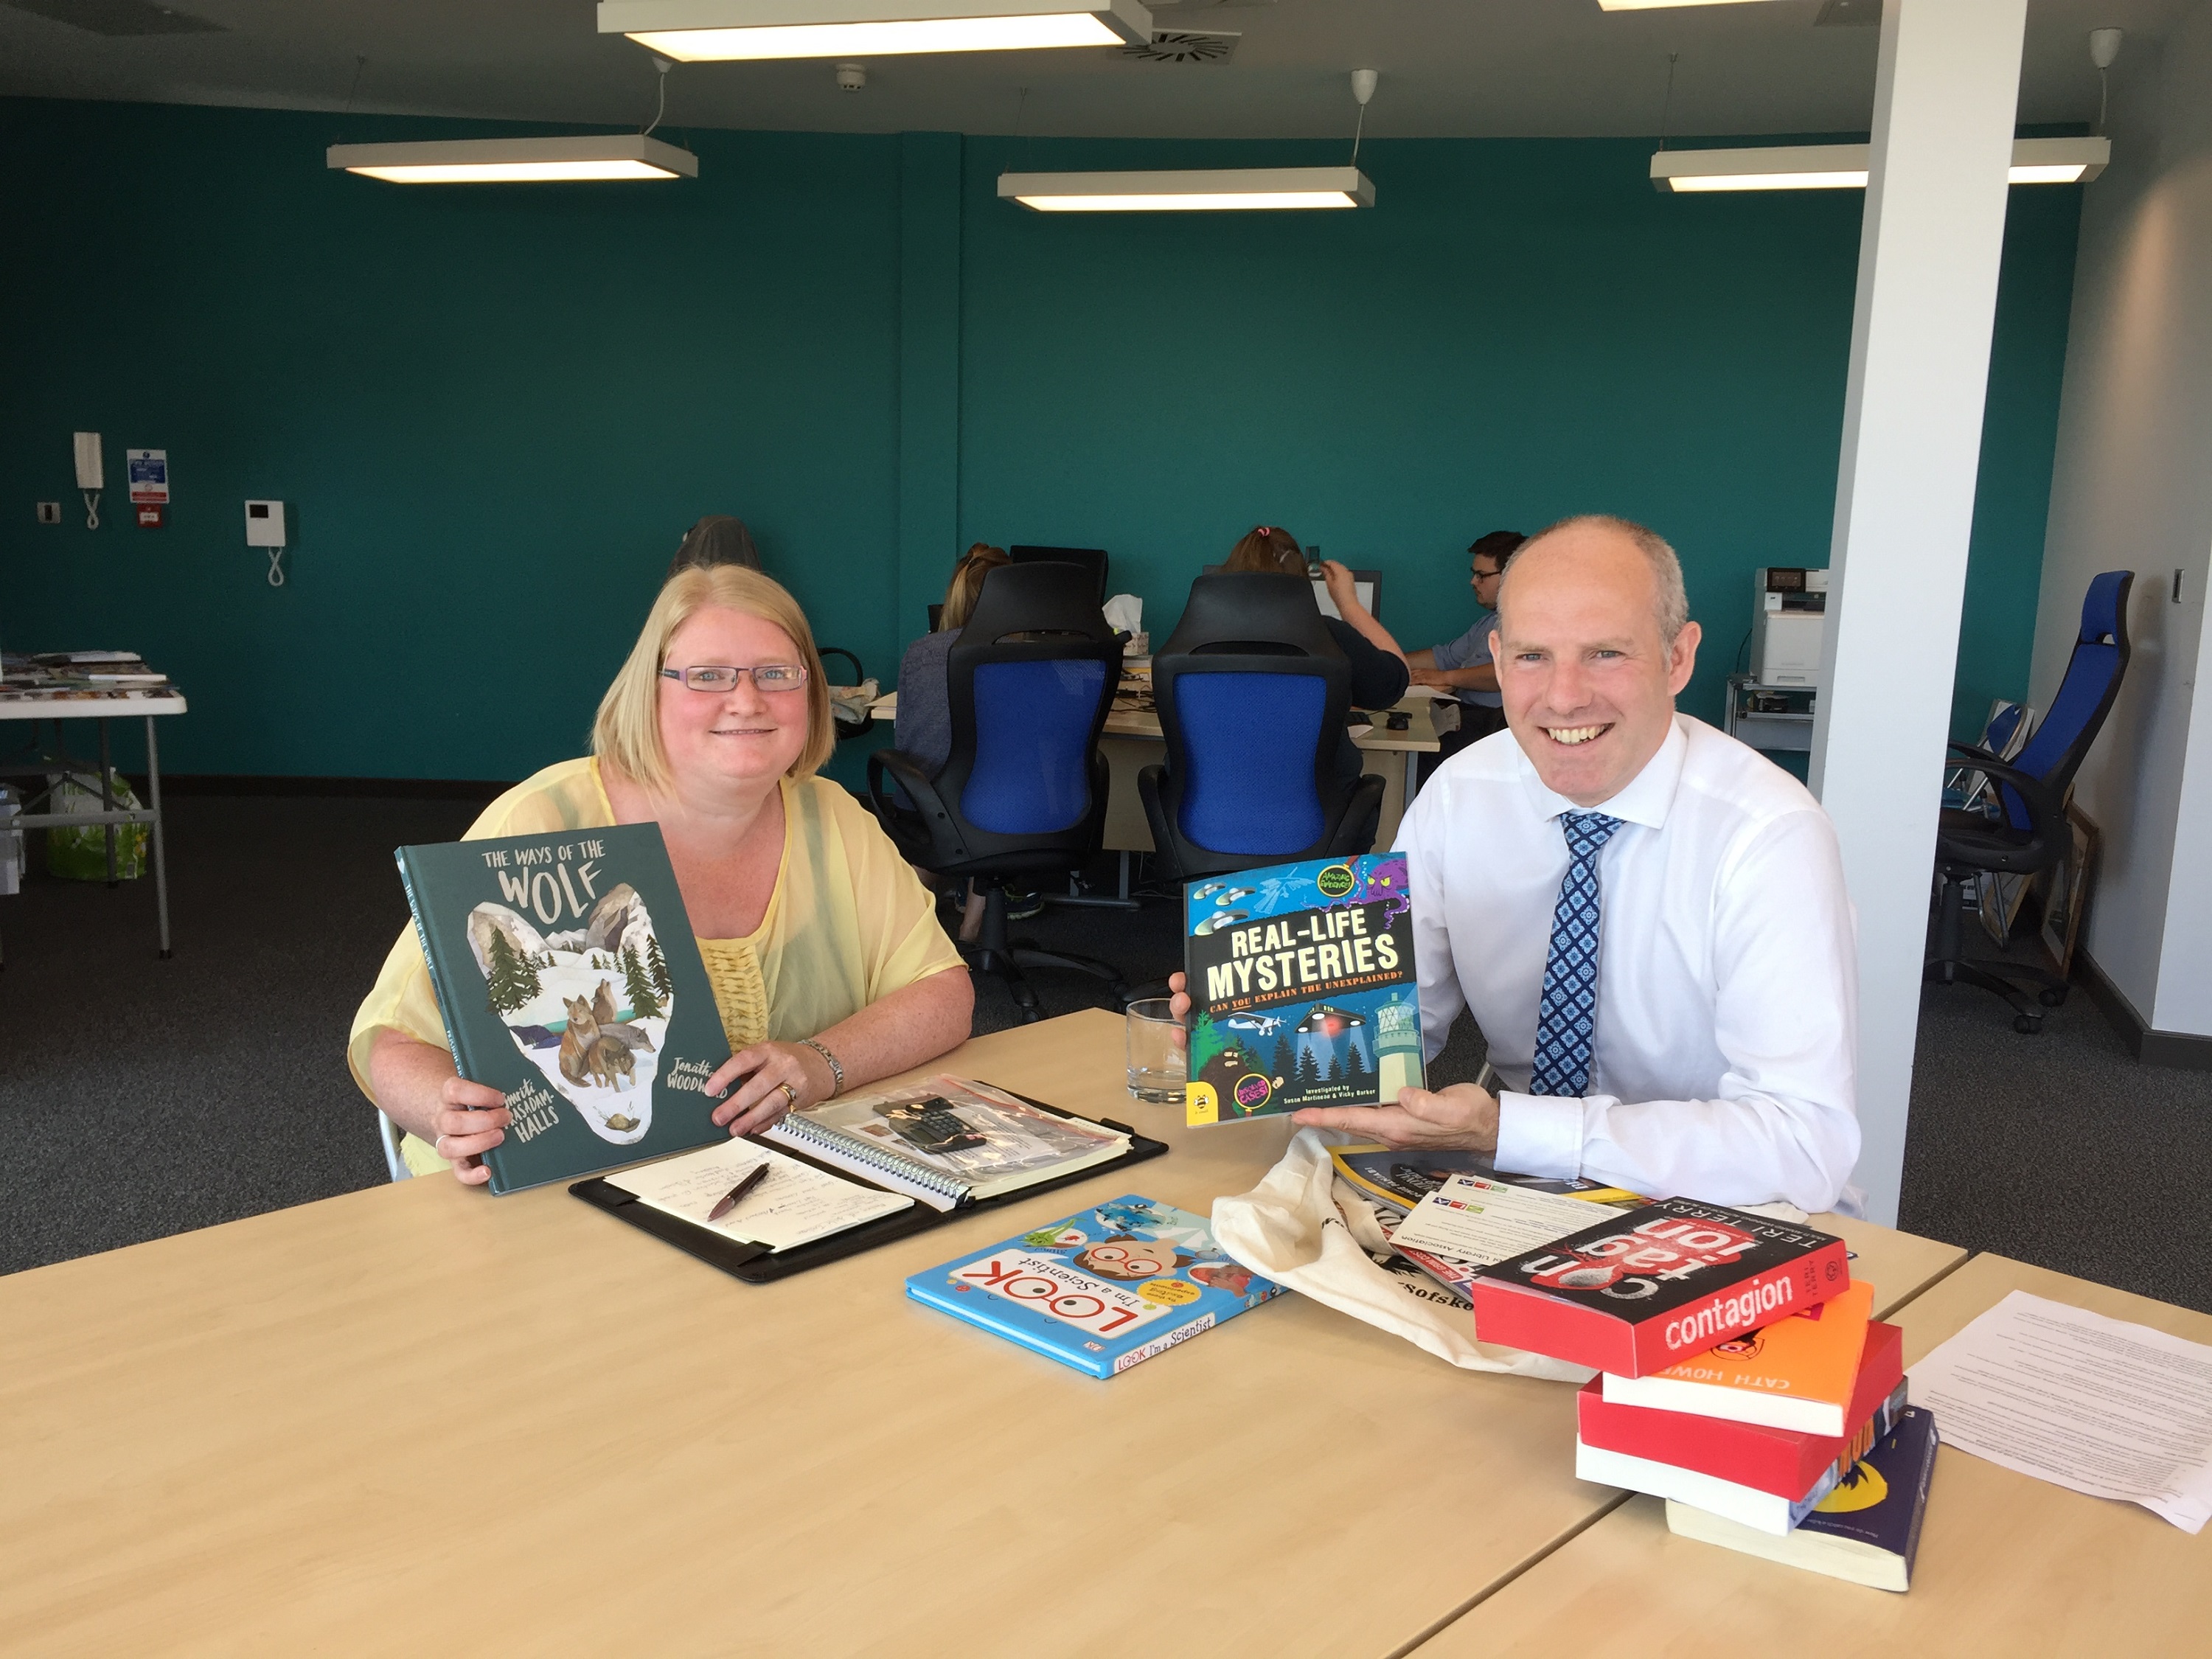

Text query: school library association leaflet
(1183, 854), (1423, 1126)
(396, 824), (730, 1194)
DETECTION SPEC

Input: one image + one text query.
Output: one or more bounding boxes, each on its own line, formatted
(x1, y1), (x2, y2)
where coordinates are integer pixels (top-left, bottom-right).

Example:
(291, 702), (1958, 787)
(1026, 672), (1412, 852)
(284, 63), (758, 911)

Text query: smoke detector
(836, 62), (866, 92)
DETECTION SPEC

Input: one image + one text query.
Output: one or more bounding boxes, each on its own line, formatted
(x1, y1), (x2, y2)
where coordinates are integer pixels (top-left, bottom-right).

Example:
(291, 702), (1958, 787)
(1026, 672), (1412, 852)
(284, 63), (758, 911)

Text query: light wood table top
(1412, 1253), (2212, 1658)
(0, 1009), (1961, 1657)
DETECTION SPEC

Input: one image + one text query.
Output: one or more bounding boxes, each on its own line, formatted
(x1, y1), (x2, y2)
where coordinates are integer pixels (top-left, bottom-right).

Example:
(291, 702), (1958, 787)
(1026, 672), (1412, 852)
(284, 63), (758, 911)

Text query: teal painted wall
(1, 100), (2079, 782)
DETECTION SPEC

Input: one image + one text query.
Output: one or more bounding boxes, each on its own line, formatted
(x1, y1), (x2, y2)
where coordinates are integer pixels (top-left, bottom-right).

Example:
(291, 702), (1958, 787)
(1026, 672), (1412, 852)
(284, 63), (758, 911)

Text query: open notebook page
(605, 1140), (911, 1253)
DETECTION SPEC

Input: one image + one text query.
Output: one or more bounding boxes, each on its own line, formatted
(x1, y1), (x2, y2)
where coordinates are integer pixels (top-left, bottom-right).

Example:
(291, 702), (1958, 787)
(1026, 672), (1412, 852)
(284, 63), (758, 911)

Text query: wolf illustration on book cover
(467, 877), (672, 1145)
(1184, 853), (1423, 1124)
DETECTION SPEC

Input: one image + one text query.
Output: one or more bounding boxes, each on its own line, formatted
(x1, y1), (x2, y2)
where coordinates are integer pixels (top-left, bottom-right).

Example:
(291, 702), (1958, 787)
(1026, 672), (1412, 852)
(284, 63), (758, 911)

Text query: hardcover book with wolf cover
(396, 824), (730, 1193)
(1183, 853), (1424, 1127)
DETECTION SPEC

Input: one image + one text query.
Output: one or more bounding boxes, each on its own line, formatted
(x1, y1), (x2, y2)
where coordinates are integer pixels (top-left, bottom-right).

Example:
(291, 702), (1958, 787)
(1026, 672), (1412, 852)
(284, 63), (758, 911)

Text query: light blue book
(905, 1195), (1284, 1379)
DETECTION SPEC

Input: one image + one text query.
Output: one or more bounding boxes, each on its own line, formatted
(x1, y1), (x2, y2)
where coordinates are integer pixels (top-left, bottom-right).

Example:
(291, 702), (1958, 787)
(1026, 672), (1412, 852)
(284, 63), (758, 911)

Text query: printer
(1752, 567), (1829, 686)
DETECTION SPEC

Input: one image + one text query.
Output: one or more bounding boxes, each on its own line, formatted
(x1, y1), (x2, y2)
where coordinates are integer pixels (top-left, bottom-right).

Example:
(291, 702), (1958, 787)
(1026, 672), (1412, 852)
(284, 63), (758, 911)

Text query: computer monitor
(1008, 545), (1109, 603)
(1200, 563), (1384, 625)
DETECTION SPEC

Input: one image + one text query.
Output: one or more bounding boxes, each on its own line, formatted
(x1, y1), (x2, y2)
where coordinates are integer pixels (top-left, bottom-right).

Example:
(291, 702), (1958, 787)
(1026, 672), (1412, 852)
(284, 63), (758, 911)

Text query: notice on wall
(126, 449), (169, 505)
(1907, 1290), (2212, 1533)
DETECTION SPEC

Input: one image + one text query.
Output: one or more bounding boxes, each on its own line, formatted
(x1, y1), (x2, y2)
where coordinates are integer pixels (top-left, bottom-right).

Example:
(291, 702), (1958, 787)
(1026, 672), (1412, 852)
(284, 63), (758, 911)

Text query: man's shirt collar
(1512, 713), (1687, 831)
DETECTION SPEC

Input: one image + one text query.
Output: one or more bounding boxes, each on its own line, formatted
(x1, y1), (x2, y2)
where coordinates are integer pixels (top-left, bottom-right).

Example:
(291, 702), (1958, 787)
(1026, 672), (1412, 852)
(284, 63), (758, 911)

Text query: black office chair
(1927, 569), (2133, 1033)
(868, 563), (1127, 1020)
(1009, 545), (1109, 604)
(1139, 572), (1385, 882)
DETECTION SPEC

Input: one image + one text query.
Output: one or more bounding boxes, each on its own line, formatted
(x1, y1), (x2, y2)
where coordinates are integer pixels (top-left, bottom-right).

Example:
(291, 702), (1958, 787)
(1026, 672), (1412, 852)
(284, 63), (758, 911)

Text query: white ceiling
(0, 0), (2194, 142)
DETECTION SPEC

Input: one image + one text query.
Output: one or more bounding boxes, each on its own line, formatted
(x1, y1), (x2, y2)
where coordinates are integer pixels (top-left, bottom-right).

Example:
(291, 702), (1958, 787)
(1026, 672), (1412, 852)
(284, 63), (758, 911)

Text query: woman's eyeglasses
(661, 664), (809, 692)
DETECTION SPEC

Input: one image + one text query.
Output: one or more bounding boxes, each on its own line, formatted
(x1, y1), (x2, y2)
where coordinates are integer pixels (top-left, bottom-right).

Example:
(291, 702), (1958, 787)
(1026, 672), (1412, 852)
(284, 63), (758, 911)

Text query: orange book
(1599, 1279), (1874, 1435)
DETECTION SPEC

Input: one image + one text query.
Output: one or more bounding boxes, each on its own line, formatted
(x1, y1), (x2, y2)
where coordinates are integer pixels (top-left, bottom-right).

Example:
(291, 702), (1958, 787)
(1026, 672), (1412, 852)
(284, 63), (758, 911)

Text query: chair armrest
(1941, 743), (2064, 846)
(866, 748), (968, 863)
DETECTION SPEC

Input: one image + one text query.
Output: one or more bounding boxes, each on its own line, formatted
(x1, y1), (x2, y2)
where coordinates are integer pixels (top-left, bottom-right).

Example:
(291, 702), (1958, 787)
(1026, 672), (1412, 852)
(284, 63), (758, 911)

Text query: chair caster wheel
(2039, 987), (2069, 1007)
(2014, 1015), (2042, 1034)
(1020, 1007), (1043, 1025)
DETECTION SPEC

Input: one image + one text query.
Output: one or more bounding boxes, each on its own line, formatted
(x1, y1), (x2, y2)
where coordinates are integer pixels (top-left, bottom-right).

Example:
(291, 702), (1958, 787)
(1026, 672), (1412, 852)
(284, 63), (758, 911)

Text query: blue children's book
(1183, 853), (1424, 1126)
(905, 1195), (1284, 1379)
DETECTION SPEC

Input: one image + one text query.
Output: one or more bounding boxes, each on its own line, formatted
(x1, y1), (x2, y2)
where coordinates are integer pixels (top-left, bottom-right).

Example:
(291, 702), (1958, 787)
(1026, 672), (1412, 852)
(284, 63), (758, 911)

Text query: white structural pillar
(1809, 0), (2026, 1226)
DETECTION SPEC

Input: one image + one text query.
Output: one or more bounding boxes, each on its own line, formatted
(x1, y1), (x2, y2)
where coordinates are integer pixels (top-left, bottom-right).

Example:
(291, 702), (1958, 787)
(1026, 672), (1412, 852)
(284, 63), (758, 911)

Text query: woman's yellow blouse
(347, 757), (964, 1106)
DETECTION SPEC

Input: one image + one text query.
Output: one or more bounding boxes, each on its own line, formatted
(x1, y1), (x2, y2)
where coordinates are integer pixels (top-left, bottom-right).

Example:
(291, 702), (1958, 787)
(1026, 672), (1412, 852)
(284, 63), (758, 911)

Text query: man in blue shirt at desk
(1410, 531), (1523, 783)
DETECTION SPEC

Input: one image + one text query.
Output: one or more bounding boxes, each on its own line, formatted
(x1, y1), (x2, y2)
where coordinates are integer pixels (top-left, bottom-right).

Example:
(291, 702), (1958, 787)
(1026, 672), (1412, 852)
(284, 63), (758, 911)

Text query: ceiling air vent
(1121, 29), (1238, 64)
(4, 0), (226, 34)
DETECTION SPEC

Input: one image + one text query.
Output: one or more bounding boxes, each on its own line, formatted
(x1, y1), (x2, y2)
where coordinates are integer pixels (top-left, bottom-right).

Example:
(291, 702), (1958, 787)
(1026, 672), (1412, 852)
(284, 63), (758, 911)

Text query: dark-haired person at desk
(1409, 530), (1523, 782)
(1172, 515), (1860, 1214)
(350, 565), (973, 1183)
(1220, 526), (1411, 739)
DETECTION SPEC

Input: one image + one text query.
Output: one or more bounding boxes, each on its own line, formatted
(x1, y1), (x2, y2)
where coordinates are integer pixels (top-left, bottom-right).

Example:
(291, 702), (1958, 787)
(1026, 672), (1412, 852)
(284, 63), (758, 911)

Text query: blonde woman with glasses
(349, 566), (974, 1184)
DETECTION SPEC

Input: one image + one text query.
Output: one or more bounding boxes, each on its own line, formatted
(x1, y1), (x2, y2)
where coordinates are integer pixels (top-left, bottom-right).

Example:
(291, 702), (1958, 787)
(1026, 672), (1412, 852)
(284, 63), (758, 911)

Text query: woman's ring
(778, 1082), (798, 1108)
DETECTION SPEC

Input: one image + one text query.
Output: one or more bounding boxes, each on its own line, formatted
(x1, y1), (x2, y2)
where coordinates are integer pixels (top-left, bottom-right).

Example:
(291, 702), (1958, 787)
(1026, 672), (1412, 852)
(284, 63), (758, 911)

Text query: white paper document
(1907, 1290), (2212, 1534)
(606, 1141), (911, 1253)
(1385, 1174), (1604, 1268)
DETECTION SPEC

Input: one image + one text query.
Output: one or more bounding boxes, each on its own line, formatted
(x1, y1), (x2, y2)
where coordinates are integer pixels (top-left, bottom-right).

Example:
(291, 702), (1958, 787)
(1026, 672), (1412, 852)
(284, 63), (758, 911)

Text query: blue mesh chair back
(1998, 570), (2133, 828)
(962, 657), (1110, 832)
(1142, 572), (1383, 880)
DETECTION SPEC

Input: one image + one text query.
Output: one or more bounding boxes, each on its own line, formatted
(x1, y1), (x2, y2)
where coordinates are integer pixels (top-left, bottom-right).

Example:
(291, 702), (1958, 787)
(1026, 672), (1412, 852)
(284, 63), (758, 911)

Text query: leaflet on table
(1388, 1174), (1624, 1267)
(1907, 1290), (2212, 1534)
(602, 1138), (911, 1253)
(1327, 1143), (1642, 1214)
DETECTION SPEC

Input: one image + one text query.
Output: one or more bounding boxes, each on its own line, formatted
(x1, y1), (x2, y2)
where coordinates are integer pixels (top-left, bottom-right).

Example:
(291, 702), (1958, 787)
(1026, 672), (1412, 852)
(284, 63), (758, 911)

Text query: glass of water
(1124, 998), (1186, 1104)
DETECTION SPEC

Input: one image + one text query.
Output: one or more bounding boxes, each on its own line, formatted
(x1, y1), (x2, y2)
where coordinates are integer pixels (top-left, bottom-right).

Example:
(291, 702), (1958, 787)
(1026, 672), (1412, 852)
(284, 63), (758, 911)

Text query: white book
(1574, 1437), (1840, 1537)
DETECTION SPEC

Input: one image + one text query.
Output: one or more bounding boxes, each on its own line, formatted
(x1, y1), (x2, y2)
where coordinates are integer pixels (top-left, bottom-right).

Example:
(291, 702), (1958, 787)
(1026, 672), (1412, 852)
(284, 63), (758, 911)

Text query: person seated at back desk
(350, 565), (974, 1183)
(1408, 530), (1523, 776)
(1171, 514), (1860, 1214)
(1218, 525), (1411, 779)
(894, 541), (1009, 782)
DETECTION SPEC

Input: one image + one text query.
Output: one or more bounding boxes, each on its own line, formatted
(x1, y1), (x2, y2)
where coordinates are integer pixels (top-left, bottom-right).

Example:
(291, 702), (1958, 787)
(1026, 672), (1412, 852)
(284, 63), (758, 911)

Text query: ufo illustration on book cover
(465, 881), (673, 1144)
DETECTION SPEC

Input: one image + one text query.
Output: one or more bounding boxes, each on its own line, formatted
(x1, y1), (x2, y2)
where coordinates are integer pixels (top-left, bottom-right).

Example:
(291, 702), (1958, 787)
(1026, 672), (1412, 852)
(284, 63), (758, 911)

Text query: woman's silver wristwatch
(799, 1037), (844, 1097)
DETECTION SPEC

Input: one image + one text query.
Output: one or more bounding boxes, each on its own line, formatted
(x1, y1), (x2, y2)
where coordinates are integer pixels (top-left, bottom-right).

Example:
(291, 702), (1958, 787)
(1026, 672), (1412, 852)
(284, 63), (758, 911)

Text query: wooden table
(0, 1009), (1964, 1657)
(871, 669), (1443, 860)
(1411, 1254), (2212, 1658)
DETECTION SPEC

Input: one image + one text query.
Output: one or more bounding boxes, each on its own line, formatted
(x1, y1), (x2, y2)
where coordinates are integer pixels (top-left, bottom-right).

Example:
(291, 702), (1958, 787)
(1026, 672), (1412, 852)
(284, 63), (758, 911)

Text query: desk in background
(0, 1009), (1962, 1658)
(1412, 1253), (2212, 1657)
(0, 689), (184, 961)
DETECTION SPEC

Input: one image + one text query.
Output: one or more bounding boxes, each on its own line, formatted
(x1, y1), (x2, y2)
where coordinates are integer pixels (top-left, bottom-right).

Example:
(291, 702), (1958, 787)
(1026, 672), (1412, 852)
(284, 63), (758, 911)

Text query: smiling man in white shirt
(1298, 513), (1860, 1214)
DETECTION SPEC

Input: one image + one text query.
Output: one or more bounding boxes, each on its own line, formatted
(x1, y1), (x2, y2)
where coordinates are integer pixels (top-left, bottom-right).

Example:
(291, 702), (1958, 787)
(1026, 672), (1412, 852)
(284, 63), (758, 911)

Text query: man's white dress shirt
(1397, 714), (1860, 1214)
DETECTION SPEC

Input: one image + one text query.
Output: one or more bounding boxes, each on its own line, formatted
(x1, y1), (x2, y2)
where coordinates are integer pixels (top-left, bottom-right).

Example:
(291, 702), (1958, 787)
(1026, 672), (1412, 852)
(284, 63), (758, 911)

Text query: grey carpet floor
(1, 793), (2205, 1314)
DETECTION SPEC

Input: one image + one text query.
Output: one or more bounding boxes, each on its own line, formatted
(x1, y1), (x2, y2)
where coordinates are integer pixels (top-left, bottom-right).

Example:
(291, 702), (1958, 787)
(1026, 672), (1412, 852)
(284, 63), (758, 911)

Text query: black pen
(707, 1161), (771, 1223)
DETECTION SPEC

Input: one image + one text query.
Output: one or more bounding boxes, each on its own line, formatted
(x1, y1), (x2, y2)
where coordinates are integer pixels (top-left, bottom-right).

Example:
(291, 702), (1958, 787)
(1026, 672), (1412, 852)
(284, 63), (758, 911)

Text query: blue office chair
(1138, 572), (1385, 882)
(1927, 570), (2133, 1032)
(868, 562), (1127, 1020)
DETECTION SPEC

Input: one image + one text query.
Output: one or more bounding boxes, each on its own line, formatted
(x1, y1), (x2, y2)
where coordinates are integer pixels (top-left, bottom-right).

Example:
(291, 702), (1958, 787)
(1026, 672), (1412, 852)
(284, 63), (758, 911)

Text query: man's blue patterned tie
(1528, 812), (1624, 1098)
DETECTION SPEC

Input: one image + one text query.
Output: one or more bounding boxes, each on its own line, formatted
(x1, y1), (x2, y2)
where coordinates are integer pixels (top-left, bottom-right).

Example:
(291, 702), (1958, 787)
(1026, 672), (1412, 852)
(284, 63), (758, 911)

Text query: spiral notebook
(758, 1076), (1134, 1209)
(570, 1081), (1166, 1284)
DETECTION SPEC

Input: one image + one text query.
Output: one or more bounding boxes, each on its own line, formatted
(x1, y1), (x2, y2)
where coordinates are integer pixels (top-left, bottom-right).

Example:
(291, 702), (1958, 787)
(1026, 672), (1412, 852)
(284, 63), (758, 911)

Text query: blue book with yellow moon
(394, 823), (731, 1194)
(905, 1196), (1285, 1379)
(1182, 853), (1425, 1127)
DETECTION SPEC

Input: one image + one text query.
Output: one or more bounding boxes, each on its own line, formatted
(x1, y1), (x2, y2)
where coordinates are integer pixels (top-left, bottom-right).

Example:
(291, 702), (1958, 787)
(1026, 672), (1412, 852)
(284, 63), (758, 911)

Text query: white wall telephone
(72, 432), (103, 528)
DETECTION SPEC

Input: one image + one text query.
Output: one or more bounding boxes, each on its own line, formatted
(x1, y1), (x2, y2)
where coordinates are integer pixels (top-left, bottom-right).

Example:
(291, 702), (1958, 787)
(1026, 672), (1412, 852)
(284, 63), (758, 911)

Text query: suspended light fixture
(597, 0), (1151, 61)
(330, 58), (695, 183)
(998, 68), (1379, 214)
(1652, 136), (2110, 192)
(328, 134), (699, 183)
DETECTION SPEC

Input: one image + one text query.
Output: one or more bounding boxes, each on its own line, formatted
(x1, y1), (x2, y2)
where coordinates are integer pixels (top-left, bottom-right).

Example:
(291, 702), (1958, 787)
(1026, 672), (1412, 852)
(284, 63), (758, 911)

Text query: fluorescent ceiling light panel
(998, 167), (1374, 212)
(327, 136), (698, 183)
(599, 0), (1151, 60)
(1652, 136), (2110, 192)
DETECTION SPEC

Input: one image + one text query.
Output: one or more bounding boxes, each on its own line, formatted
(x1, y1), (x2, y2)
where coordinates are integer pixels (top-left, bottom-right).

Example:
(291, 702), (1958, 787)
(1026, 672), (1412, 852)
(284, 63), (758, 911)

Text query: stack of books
(0, 652), (173, 702)
(1469, 1200), (1939, 1592)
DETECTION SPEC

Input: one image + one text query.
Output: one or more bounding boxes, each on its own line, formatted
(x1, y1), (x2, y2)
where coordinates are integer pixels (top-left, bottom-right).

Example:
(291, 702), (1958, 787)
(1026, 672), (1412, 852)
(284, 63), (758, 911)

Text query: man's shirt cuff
(1494, 1091), (1583, 1181)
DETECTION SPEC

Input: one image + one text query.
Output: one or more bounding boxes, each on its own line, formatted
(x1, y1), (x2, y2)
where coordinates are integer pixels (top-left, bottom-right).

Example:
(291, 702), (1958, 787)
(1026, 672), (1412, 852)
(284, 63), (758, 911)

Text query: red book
(1467, 1199), (1851, 1377)
(1576, 1321), (1904, 1498)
